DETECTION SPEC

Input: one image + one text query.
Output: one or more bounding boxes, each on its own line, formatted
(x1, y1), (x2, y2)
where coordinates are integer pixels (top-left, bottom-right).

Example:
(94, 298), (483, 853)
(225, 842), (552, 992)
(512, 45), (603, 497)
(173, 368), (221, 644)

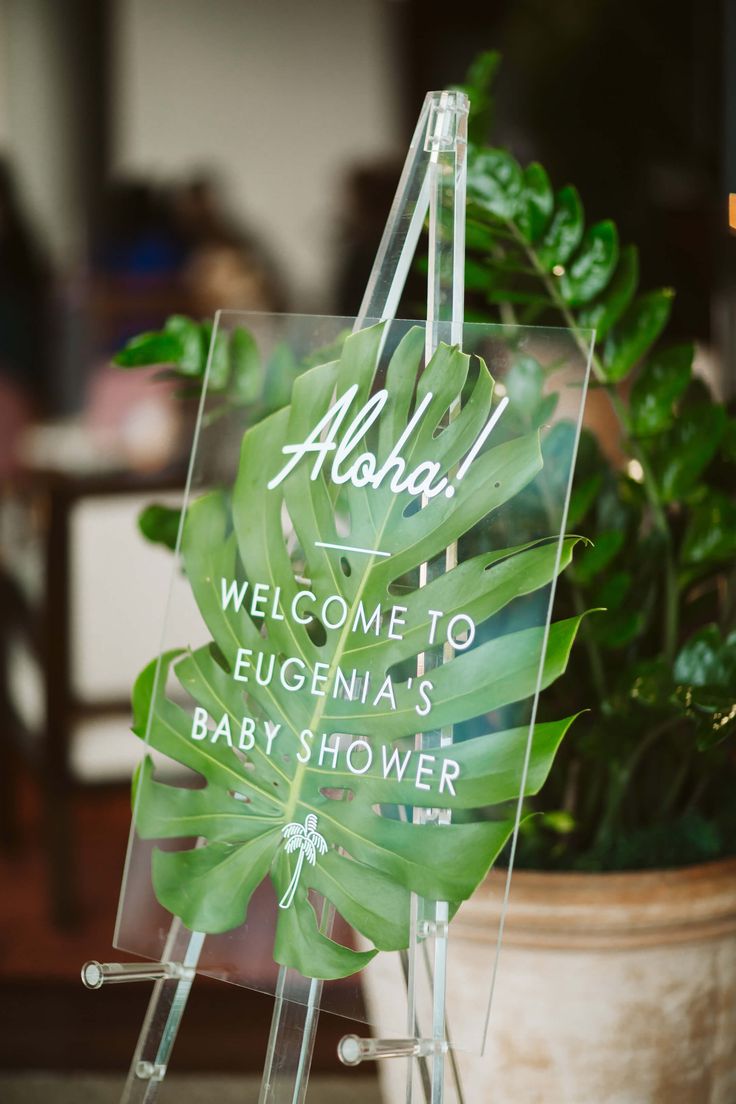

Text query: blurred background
(0, 0), (734, 1098)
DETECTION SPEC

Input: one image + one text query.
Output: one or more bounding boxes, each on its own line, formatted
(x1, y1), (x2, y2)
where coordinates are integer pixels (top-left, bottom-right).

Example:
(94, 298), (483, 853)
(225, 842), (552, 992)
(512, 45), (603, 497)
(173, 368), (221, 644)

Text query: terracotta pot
(365, 859), (736, 1103)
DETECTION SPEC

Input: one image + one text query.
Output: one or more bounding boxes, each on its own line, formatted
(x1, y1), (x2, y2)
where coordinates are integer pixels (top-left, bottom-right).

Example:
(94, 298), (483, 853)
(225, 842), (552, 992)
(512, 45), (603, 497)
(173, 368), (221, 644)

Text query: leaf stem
(593, 715), (681, 846)
(661, 755), (691, 816)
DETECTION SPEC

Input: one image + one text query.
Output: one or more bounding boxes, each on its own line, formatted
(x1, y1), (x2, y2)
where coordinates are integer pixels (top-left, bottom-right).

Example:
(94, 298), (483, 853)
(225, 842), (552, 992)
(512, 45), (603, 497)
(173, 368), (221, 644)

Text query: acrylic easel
(82, 88), (469, 1104)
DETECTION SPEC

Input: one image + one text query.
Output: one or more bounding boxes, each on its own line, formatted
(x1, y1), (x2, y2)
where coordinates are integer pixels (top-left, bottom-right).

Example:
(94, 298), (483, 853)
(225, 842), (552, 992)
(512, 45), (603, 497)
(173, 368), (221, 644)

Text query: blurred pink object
(85, 361), (182, 471)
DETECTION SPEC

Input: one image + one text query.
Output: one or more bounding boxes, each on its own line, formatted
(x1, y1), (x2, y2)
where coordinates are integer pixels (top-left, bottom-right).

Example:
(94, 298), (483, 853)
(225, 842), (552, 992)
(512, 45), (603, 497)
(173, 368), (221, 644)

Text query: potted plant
(411, 52), (736, 1103)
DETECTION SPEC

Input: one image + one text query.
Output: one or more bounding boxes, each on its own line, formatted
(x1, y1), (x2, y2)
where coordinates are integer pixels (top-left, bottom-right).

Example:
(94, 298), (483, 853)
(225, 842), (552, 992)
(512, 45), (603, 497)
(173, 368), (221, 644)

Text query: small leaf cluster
(115, 314), (302, 551)
(460, 55), (736, 871)
(115, 313), (283, 406)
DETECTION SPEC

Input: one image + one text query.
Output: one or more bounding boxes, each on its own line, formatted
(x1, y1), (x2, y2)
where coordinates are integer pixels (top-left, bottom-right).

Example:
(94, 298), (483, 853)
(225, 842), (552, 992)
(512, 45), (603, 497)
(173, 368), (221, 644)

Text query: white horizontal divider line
(314, 540), (391, 558)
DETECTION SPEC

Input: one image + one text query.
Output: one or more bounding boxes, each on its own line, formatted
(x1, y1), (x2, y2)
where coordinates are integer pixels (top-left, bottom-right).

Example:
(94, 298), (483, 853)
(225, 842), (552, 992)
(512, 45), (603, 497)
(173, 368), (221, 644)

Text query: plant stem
(661, 756), (691, 817)
(683, 770), (710, 814)
(487, 241), (520, 327)
(593, 716), (682, 847)
(570, 574), (607, 700)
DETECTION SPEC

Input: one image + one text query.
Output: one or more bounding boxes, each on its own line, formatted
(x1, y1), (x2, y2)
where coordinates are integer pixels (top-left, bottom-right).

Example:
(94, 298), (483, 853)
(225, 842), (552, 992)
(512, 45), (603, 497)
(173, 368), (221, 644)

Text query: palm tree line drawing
(278, 813), (328, 909)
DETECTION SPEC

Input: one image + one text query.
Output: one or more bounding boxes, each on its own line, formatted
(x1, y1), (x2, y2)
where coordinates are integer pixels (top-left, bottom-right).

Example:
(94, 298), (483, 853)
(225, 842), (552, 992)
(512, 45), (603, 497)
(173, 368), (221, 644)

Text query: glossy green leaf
(465, 220), (497, 254)
(577, 244), (639, 339)
(673, 628), (736, 749)
(681, 491), (736, 566)
(651, 403), (726, 502)
(629, 344), (693, 437)
(138, 504), (182, 551)
(164, 315), (206, 376)
(113, 330), (183, 368)
(674, 626), (736, 688)
(558, 221), (619, 307)
(132, 324), (583, 978)
(536, 186), (584, 271)
(693, 704), (736, 749)
(456, 50), (500, 143)
(517, 163), (554, 243)
(467, 146), (524, 221)
(602, 289), (674, 382)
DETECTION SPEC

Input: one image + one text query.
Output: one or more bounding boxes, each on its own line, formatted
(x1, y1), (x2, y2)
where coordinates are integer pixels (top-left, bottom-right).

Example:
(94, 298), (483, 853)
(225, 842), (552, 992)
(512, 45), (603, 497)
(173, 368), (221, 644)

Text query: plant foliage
(458, 54), (736, 870)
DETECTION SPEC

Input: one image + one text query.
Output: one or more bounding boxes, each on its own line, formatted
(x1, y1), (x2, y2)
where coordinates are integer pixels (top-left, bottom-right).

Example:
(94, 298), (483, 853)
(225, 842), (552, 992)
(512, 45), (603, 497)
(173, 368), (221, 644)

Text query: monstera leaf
(132, 322), (584, 979)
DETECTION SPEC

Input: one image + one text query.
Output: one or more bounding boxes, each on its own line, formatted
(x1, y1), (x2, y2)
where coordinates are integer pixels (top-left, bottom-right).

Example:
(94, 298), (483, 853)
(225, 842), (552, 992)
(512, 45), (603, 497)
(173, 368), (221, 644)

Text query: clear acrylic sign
(115, 311), (592, 1054)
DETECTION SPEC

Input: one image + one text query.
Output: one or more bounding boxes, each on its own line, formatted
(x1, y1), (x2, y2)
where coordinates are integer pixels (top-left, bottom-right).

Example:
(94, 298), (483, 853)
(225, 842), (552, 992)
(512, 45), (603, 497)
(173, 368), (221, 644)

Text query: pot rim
(456, 855), (736, 950)
(494, 853), (736, 890)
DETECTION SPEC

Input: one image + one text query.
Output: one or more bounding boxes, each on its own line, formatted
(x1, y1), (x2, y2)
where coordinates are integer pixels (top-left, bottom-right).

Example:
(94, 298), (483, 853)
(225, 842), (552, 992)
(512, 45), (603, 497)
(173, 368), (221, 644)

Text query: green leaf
(456, 50), (500, 143)
(164, 315), (207, 377)
(230, 326), (263, 403)
(138, 504), (182, 551)
(681, 491), (736, 566)
(601, 289), (674, 382)
(693, 704), (736, 750)
(536, 186), (584, 272)
(467, 147), (524, 221)
(539, 810), (576, 835)
(463, 49), (501, 98)
(629, 344), (693, 437)
(558, 221), (619, 307)
(465, 220), (497, 254)
(201, 322), (230, 391)
(650, 403), (726, 502)
(151, 827), (279, 934)
(113, 331), (182, 368)
(517, 163), (553, 243)
(669, 628), (736, 749)
(577, 244), (639, 340)
(626, 658), (674, 708)
(674, 626), (736, 688)
(272, 873), (378, 979)
(133, 325), (583, 978)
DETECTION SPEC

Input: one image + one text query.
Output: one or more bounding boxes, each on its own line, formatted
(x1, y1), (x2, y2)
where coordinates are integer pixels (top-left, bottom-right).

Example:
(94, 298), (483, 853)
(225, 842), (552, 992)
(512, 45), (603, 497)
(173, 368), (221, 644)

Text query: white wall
(112, 0), (402, 310)
(1, 0), (84, 262)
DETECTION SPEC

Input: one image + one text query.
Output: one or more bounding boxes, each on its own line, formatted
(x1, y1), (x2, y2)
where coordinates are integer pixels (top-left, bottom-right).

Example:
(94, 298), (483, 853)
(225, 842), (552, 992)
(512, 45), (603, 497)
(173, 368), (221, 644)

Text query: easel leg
(258, 966), (322, 1104)
(119, 928), (204, 1103)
